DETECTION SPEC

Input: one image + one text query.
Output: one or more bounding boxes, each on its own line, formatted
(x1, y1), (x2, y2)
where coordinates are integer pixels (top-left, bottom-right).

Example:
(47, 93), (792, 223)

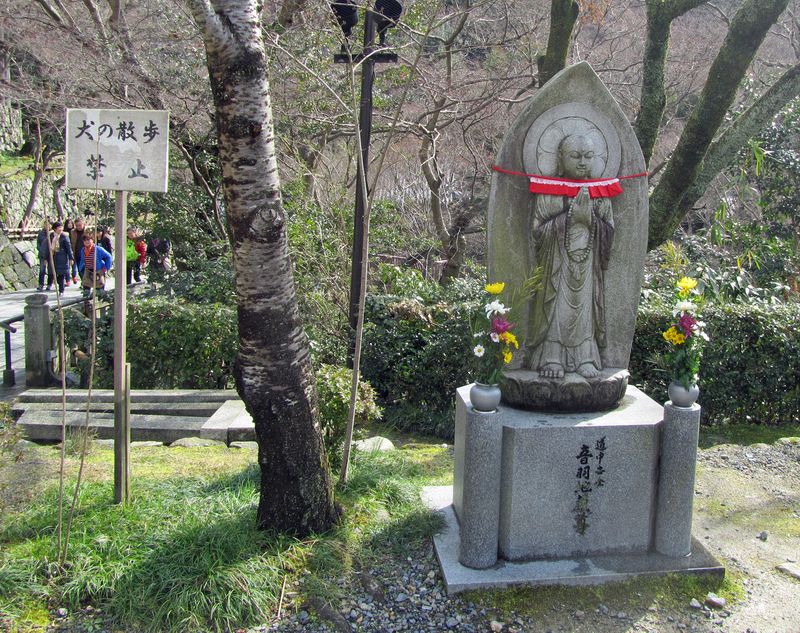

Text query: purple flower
(678, 313), (696, 338)
(491, 318), (513, 334)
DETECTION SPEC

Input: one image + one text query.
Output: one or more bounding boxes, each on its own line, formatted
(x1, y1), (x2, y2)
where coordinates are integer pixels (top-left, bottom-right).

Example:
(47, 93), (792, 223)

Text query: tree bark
(635, 0), (707, 165)
(677, 62), (800, 217)
(417, 10), (470, 284)
(188, 0), (337, 535)
(647, 0), (791, 250)
(52, 174), (66, 220)
(537, 0), (579, 87)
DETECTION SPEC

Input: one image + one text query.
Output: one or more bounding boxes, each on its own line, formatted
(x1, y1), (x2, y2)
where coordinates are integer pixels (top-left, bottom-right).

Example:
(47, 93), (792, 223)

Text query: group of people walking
(36, 217), (171, 296)
(36, 217), (116, 295)
(37, 217), (111, 295)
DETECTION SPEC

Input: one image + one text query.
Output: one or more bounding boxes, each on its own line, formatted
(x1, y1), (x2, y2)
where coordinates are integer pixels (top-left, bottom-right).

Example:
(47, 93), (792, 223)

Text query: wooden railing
(4, 227), (40, 241)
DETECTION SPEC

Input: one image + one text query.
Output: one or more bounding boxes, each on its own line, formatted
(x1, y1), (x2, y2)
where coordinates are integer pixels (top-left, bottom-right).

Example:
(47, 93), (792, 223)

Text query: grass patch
(697, 494), (800, 538)
(0, 441), (452, 632)
(699, 422), (800, 448)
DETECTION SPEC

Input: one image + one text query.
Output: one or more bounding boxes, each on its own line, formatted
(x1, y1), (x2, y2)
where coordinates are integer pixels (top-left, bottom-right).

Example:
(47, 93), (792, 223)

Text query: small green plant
(316, 364), (382, 469)
(0, 403), (23, 516)
(63, 427), (97, 457)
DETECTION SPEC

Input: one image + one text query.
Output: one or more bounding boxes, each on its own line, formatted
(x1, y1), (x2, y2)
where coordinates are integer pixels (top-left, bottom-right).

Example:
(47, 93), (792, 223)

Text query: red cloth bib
(527, 175), (623, 199)
(491, 165), (647, 199)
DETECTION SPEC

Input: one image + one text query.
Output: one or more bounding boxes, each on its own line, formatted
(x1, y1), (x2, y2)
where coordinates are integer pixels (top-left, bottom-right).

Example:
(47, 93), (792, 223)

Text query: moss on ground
(699, 422), (800, 448)
(466, 571), (745, 621)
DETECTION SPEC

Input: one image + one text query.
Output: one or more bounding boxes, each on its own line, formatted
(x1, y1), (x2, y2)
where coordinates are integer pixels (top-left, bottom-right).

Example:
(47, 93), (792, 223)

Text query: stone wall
(0, 233), (37, 289)
(0, 176), (82, 229)
(0, 102), (23, 153)
(0, 102), (82, 289)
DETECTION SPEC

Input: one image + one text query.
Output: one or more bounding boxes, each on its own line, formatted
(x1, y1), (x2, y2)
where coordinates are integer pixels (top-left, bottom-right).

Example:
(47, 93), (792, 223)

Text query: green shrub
(631, 302), (800, 424)
(149, 257), (236, 305)
(63, 297), (238, 389)
(128, 179), (229, 270)
(315, 364), (382, 468)
(363, 293), (800, 439)
(361, 295), (477, 439)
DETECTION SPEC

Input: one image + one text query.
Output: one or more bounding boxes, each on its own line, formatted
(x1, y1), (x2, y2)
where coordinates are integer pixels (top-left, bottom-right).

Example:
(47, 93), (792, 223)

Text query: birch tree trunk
(188, 0), (337, 535)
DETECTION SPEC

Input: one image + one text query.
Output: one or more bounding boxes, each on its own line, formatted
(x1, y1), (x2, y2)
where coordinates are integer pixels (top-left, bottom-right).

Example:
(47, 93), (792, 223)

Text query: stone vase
(668, 381), (699, 408)
(470, 382), (501, 413)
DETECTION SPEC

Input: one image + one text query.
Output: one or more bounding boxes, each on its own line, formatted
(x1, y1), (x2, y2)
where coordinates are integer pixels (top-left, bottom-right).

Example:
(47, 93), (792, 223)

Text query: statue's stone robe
(528, 192), (613, 373)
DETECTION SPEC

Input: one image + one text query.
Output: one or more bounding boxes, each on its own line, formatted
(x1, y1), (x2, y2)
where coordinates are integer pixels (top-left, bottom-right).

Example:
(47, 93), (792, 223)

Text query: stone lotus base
(501, 368), (629, 412)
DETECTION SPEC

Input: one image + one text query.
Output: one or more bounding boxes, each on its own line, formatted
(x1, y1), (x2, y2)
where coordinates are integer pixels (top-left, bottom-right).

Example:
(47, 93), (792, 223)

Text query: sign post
(65, 108), (169, 504)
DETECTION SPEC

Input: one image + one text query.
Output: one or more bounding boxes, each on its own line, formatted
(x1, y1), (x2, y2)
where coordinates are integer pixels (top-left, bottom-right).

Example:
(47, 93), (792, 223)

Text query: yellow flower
(662, 326), (685, 346)
(500, 331), (519, 348)
(677, 277), (698, 296)
(485, 282), (505, 295)
(503, 350), (513, 364)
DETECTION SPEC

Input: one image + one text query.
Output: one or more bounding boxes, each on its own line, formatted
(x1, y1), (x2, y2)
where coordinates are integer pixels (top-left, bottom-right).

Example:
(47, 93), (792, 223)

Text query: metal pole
(113, 191), (130, 504)
(3, 329), (14, 387)
(347, 8), (377, 365)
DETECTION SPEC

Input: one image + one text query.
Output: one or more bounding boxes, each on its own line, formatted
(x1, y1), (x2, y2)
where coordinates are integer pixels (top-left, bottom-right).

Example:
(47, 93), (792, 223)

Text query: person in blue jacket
(77, 233), (113, 296)
(49, 221), (74, 295)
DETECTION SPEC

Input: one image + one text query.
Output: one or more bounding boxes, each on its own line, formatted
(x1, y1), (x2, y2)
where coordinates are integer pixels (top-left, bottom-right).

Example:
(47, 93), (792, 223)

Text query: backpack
(37, 230), (52, 257)
(126, 238), (138, 261)
(147, 237), (171, 257)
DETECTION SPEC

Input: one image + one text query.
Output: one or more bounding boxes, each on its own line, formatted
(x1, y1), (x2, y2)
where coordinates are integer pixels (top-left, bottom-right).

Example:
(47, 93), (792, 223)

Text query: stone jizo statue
(487, 62), (649, 412)
(527, 134), (614, 380)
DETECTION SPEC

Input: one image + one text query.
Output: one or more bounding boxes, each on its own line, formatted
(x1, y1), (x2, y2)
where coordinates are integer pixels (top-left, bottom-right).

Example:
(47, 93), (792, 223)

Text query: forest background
(1, 0), (799, 443)
(1, 1), (800, 628)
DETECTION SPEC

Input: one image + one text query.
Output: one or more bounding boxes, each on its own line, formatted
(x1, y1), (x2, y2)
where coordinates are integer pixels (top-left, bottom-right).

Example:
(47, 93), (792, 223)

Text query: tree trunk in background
(52, 175), (66, 220)
(635, 0), (707, 166)
(188, 0), (337, 535)
(537, 0), (579, 86)
(647, 0), (791, 250)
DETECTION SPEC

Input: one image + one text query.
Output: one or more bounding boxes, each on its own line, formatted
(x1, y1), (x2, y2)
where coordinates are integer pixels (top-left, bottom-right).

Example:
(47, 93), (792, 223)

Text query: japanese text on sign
(65, 109), (169, 193)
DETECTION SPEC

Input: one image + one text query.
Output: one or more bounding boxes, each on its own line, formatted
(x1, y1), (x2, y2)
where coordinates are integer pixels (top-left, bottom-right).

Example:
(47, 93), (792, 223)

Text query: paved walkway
(0, 275), (121, 402)
(1, 276), (256, 445)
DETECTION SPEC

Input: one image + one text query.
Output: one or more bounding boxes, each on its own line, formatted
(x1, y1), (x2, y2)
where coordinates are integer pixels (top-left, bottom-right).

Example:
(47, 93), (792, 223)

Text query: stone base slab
(422, 486), (724, 595)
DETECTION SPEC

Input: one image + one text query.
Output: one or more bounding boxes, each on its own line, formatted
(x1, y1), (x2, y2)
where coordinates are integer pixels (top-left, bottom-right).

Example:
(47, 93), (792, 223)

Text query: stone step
(199, 400), (254, 443)
(17, 388), (237, 404)
(17, 410), (206, 444)
(12, 401), (218, 418)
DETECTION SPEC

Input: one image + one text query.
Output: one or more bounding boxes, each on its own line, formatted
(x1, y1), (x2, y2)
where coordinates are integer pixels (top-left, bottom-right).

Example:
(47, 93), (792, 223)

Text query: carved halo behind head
(522, 104), (621, 179)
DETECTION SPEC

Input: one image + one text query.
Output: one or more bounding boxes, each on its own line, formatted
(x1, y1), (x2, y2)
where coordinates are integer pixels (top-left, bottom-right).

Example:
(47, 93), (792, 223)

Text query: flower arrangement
(471, 282), (519, 384)
(662, 276), (708, 389)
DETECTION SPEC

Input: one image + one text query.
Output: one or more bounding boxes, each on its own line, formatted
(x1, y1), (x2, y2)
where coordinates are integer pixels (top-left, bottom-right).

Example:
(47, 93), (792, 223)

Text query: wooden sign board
(65, 109), (169, 192)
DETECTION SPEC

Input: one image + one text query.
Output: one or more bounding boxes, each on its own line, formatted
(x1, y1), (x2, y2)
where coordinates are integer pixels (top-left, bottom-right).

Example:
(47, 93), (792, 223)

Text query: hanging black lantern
(374, 0), (403, 45)
(330, 0), (359, 40)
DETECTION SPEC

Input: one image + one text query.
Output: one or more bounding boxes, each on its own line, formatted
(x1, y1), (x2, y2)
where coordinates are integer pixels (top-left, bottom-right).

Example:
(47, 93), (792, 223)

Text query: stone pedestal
(655, 402), (701, 556)
(453, 395), (504, 568)
(439, 384), (721, 590)
(24, 293), (52, 387)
